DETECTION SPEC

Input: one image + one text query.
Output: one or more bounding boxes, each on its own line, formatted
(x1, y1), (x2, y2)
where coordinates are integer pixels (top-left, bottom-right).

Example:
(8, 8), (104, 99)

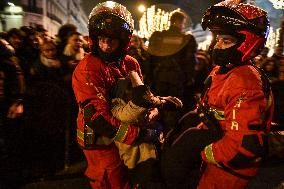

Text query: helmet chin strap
(241, 38), (266, 62)
(88, 37), (93, 50)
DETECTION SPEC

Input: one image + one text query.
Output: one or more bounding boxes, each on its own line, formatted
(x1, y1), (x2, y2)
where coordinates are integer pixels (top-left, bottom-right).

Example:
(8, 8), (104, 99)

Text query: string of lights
(137, 5), (180, 39)
(136, 2), (282, 53)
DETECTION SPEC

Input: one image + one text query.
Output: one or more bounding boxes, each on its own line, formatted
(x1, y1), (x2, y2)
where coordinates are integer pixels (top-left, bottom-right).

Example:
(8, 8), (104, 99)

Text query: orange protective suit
(198, 65), (274, 189)
(72, 53), (143, 188)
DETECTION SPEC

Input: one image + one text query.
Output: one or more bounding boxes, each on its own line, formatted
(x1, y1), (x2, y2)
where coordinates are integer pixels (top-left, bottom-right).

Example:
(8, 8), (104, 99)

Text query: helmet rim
(201, 2), (270, 63)
(201, 4), (269, 38)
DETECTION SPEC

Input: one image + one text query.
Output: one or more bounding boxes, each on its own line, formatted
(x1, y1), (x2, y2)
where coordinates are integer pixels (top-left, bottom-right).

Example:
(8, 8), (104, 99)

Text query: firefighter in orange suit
(72, 2), (161, 189)
(197, 2), (273, 189)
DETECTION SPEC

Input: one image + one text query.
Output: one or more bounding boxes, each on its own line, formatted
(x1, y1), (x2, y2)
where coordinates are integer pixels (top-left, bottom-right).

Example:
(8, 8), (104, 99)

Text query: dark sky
(81, 0), (220, 27)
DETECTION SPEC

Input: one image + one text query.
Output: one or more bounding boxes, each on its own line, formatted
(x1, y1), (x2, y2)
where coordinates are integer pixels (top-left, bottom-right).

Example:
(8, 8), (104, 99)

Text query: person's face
(0, 39), (15, 54)
(98, 36), (120, 53)
(174, 18), (186, 31)
(68, 34), (83, 51)
(130, 36), (140, 48)
(214, 35), (237, 49)
(179, 18), (186, 31)
(37, 31), (50, 45)
(41, 43), (57, 59)
(9, 34), (22, 49)
(29, 34), (40, 49)
(253, 55), (263, 67)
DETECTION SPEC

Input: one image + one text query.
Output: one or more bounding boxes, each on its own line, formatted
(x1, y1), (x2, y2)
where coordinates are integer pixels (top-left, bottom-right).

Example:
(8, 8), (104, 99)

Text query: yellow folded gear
(115, 142), (157, 169)
(111, 97), (157, 169)
(111, 98), (146, 123)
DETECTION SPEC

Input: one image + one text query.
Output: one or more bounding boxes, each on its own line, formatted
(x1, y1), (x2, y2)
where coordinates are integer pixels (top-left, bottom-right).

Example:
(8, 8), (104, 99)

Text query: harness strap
(217, 163), (254, 180)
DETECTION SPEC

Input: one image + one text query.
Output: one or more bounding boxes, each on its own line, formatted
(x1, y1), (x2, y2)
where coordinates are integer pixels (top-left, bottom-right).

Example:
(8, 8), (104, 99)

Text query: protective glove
(132, 85), (183, 111)
(132, 85), (162, 108)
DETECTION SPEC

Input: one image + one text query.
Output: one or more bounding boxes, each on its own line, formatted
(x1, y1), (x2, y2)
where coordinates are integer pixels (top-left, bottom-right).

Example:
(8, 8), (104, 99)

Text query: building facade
(0, 0), (88, 36)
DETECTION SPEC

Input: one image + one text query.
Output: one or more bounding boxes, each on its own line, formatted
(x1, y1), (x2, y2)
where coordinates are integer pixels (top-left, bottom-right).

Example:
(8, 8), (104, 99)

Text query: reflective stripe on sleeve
(213, 110), (225, 121)
(204, 143), (218, 164)
(77, 129), (84, 141)
(113, 122), (129, 142)
(265, 94), (272, 112)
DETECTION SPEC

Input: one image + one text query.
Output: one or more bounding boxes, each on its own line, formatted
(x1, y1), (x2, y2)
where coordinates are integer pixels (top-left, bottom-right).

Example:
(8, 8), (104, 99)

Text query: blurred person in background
(56, 23), (78, 56)
(148, 10), (197, 133)
(83, 35), (90, 53)
(260, 46), (269, 59)
(7, 28), (24, 51)
(127, 35), (150, 85)
(29, 39), (65, 83)
(0, 32), (8, 41)
(62, 31), (86, 70)
(20, 26), (41, 67)
(7, 27), (40, 79)
(193, 49), (212, 96)
(0, 38), (25, 188)
(35, 25), (51, 45)
(253, 55), (264, 68)
(261, 57), (279, 83)
(61, 31), (87, 167)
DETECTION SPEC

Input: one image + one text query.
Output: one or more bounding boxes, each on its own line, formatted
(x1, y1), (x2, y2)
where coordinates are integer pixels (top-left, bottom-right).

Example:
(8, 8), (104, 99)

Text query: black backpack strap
(200, 76), (212, 101)
(252, 65), (271, 99)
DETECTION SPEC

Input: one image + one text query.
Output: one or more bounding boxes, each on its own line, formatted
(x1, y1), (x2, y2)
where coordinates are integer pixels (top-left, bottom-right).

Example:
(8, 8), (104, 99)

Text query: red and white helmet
(201, 2), (270, 62)
(88, 1), (134, 60)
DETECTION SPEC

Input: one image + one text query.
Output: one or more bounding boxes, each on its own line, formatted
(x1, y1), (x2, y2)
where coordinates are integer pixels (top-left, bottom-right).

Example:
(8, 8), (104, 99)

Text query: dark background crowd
(0, 23), (284, 188)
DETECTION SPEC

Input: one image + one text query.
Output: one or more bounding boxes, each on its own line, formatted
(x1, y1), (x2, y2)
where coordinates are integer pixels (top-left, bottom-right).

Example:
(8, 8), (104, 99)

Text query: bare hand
(7, 102), (24, 119)
(159, 132), (165, 143)
(144, 108), (159, 123)
(160, 96), (183, 110)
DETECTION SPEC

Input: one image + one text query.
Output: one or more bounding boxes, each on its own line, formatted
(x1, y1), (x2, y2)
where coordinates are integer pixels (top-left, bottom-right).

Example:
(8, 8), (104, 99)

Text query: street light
(138, 4), (146, 13)
(138, 4), (184, 39)
(268, 0), (284, 9)
(7, 2), (15, 6)
(0, 2), (24, 31)
(5, 3), (23, 14)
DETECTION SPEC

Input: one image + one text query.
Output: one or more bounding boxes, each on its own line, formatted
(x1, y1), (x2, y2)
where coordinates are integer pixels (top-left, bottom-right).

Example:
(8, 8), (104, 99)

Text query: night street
(1, 0), (284, 189)
(16, 157), (284, 189)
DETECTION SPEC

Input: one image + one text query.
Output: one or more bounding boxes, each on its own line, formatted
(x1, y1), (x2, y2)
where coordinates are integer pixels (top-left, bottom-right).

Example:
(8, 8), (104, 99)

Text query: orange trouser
(83, 143), (131, 189)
